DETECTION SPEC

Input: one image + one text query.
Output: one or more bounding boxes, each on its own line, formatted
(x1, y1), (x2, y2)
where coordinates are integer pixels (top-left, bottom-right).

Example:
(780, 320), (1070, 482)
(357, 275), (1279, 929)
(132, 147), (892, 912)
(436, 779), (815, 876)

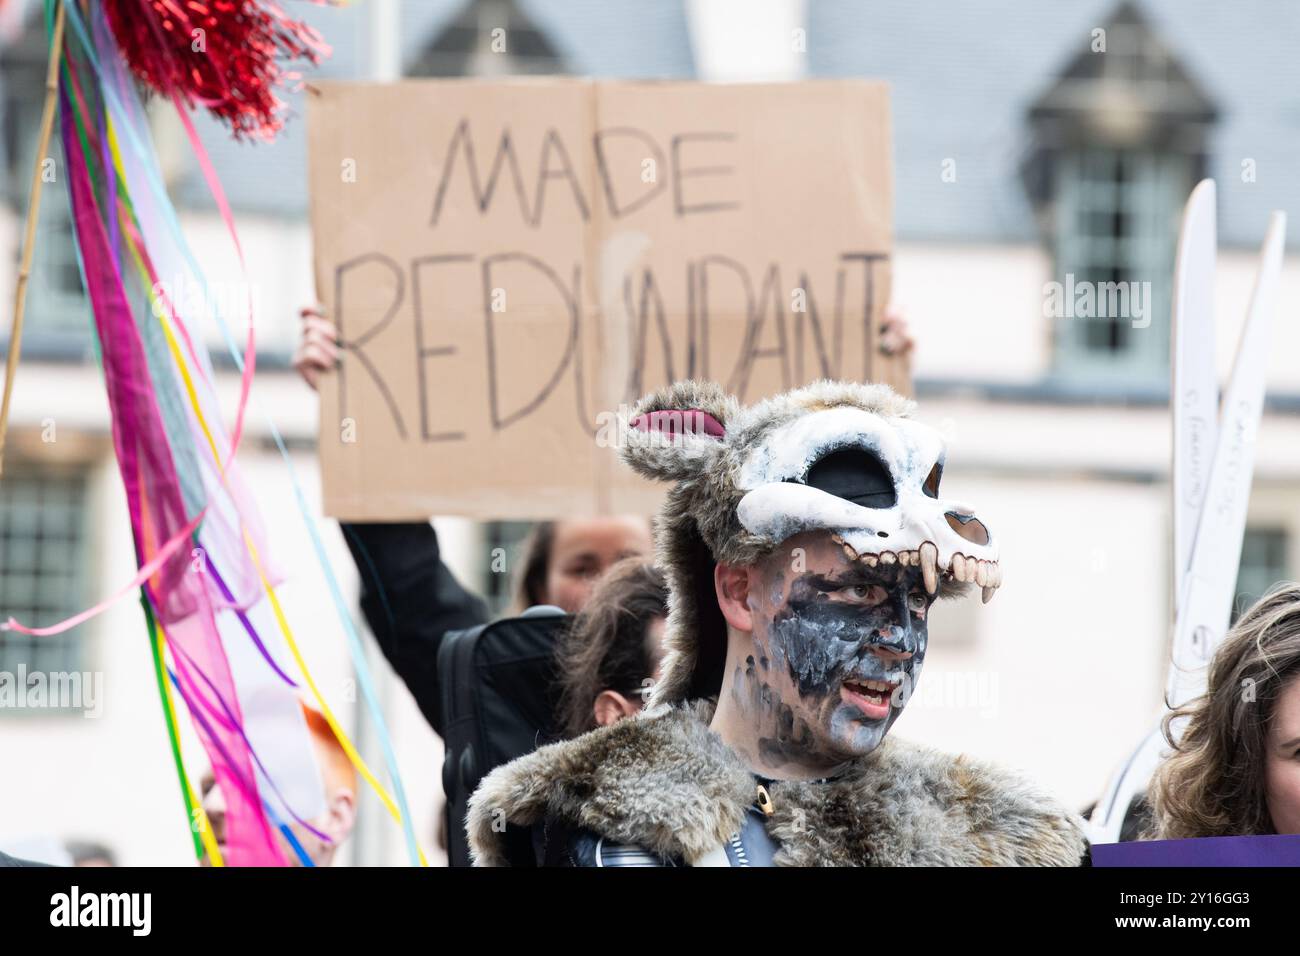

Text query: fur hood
(619, 379), (1000, 709)
(468, 703), (1088, 866)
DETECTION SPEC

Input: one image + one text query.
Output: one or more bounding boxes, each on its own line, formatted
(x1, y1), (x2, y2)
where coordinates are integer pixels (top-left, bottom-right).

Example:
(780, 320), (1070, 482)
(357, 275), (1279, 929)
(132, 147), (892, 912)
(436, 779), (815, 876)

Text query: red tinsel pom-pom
(102, 0), (331, 140)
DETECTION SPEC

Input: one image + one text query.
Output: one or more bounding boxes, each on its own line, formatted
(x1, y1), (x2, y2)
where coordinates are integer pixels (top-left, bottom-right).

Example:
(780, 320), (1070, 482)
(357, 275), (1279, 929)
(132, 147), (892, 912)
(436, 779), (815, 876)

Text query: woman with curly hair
(1149, 583), (1300, 838)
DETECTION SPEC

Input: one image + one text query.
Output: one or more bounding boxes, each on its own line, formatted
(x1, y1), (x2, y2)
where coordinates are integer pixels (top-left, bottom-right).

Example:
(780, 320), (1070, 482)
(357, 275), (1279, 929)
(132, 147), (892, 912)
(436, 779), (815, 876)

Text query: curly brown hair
(1148, 582), (1300, 839)
(555, 558), (667, 738)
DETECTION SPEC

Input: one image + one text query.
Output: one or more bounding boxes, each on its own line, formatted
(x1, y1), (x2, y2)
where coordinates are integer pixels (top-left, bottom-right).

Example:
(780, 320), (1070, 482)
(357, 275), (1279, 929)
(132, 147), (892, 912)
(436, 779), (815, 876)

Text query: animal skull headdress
(621, 379), (1000, 708)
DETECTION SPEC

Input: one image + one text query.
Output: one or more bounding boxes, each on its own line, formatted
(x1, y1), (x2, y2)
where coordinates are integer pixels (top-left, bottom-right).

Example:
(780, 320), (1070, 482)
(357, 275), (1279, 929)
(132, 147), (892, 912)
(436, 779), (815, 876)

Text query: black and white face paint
(731, 533), (934, 767)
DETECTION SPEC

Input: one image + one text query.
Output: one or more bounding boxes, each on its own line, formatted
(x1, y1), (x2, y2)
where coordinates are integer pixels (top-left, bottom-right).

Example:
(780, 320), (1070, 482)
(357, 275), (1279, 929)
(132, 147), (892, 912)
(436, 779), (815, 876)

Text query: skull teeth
(920, 542), (939, 595)
(943, 552), (1003, 602)
(840, 542), (1001, 602)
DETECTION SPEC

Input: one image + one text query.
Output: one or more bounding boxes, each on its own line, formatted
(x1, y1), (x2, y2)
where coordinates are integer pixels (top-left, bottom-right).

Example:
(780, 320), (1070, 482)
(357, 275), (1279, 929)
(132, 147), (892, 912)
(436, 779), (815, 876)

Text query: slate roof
(160, 0), (1300, 250)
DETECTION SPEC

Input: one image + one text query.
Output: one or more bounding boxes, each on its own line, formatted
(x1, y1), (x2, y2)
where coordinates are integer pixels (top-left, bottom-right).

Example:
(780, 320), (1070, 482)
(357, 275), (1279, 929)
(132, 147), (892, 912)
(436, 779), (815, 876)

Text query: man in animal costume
(468, 380), (1088, 866)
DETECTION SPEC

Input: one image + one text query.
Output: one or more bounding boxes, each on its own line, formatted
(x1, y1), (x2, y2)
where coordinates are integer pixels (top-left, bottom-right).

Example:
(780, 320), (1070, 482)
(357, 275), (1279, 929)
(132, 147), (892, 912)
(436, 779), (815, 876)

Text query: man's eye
(907, 592), (927, 613)
(836, 584), (885, 605)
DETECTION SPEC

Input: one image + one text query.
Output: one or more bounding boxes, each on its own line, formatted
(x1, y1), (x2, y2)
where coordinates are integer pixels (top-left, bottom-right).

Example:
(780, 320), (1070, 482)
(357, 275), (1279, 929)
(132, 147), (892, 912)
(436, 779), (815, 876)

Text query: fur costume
(469, 702), (1088, 866)
(467, 379), (1084, 866)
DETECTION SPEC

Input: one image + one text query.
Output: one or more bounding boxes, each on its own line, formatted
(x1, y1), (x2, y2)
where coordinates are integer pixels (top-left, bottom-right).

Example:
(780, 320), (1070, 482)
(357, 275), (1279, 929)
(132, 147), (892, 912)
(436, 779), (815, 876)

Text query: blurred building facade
(2, 0), (1299, 863)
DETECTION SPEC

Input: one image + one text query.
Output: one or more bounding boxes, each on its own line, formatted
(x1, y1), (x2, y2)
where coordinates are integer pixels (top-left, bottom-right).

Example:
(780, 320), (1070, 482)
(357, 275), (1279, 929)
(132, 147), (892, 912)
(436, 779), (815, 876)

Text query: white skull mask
(619, 379), (999, 707)
(733, 405), (1001, 601)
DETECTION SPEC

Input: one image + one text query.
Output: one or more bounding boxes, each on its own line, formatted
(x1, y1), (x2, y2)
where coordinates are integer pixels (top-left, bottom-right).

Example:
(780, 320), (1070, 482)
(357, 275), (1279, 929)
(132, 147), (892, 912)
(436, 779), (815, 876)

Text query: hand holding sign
(293, 305), (339, 392)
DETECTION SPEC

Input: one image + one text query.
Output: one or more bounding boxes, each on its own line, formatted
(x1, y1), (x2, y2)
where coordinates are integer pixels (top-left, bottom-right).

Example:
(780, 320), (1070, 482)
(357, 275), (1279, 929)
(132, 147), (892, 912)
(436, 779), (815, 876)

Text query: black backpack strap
(557, 822), (676, 867)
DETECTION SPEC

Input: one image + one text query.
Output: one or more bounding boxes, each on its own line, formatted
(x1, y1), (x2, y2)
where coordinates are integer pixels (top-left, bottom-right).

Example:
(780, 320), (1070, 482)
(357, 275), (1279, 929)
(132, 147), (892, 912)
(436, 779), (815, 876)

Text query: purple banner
(1093, 834), (1300, 867)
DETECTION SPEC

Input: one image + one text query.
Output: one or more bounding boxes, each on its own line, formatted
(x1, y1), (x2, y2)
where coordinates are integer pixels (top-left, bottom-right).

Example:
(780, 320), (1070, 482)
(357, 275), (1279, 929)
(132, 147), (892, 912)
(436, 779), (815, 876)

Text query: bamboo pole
(0, 0), (67, 476)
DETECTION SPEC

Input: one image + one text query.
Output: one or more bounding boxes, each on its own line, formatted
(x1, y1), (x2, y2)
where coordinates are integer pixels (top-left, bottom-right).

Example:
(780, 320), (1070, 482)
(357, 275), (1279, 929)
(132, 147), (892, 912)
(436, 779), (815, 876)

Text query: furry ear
(620, 380), (736, 483)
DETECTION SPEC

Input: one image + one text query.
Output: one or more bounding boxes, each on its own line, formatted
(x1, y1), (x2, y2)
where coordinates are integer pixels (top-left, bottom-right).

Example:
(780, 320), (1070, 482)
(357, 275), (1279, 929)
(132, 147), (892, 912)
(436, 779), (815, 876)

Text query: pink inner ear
(630, 408), (726, 440)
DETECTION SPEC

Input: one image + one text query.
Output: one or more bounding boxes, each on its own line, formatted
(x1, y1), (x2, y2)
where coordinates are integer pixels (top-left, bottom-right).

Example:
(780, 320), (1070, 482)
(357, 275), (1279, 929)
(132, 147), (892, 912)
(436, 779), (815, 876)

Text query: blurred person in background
(65, 839), (116, 867)
(200, 703), (358, 867)
(555, 558), (668, 737)
(1149, 583), (1300, 838)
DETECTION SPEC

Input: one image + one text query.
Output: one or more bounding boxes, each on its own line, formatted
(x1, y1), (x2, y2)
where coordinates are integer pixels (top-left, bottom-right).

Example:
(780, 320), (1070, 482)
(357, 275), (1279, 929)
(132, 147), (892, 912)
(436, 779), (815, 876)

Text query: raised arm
(296, 306), (489, 735)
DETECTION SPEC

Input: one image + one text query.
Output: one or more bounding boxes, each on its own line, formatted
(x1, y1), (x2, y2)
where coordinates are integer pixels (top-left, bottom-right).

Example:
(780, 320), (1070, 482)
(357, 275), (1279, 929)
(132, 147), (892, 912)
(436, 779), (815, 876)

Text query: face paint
(733, 536), (932, 767)
(757, 703), (816, 766)
(771, 569), (925, 696)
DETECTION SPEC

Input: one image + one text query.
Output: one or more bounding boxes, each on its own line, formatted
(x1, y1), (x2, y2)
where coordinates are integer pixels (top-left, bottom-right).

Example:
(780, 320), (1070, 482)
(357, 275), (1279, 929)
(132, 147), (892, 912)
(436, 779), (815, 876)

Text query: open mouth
(840, 678), (898, 720)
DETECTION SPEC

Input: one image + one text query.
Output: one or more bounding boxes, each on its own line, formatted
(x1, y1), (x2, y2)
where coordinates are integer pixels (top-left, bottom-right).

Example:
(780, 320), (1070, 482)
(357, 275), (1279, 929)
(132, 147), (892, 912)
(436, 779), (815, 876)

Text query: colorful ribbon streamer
(2, 0), (425, 866)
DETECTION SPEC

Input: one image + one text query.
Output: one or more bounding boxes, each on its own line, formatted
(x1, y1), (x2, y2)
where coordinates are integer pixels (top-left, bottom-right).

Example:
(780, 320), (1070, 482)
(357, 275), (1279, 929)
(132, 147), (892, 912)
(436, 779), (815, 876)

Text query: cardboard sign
(308, 78), (898, 520)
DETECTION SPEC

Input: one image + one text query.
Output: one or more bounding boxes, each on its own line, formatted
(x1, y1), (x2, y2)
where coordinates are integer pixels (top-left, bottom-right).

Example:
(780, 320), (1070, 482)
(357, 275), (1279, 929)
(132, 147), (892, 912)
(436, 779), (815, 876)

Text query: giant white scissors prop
(1091, 180), (1286, 844)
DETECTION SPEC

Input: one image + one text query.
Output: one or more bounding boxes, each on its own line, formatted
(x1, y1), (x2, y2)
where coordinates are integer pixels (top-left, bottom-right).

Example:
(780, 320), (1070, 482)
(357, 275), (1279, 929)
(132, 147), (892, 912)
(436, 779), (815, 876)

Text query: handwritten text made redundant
(327, 120), (890, 442)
